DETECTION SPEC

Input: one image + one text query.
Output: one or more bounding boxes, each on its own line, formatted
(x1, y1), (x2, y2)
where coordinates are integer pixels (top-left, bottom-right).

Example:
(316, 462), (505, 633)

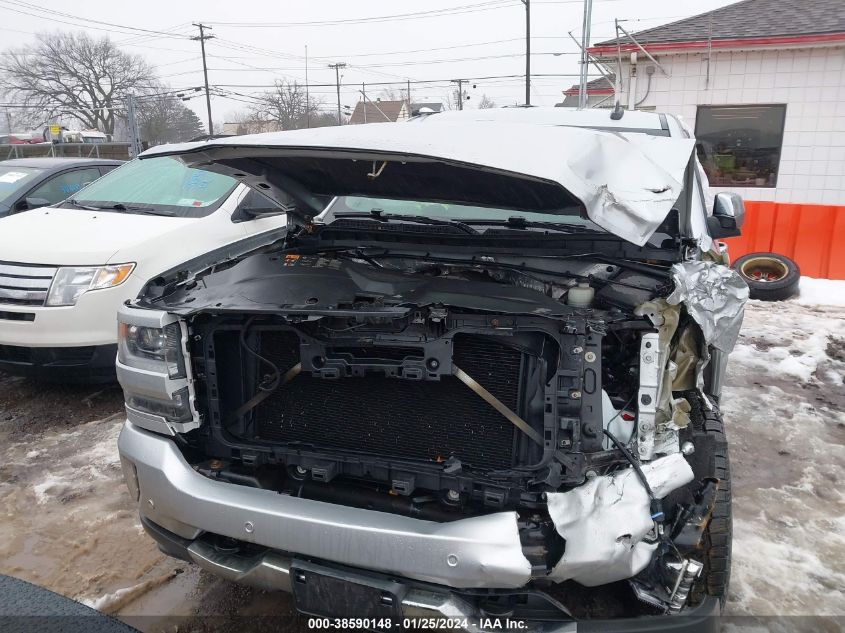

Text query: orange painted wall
(724, 201), (845, 280)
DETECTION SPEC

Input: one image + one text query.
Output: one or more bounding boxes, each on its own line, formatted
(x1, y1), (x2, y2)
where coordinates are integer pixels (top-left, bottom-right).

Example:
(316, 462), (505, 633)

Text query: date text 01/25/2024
(307, 618), (531, 630)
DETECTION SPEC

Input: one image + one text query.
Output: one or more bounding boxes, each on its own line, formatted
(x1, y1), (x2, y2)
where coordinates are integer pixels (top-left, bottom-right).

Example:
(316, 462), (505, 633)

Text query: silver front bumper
(118, 421), (532, 589)
(177, 537), (575, 633)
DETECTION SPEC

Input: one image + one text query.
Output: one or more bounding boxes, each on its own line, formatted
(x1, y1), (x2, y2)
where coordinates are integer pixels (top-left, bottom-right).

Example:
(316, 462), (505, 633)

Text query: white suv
(0, 155), (288, 381)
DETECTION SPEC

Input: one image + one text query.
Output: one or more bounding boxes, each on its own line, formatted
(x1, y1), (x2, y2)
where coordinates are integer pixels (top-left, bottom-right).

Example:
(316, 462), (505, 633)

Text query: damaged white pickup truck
(116, 107), (748, 630)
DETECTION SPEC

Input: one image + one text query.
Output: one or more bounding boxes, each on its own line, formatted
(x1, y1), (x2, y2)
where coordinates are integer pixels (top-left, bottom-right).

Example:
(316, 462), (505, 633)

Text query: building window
(695, 104), (786, 188)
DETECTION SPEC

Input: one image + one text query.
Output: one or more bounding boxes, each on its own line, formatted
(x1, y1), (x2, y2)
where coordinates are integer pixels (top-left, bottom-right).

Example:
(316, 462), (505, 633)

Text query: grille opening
(0, 311), (35, 322)
(0, 345), (96, 365)
(222, 330), (525, 471)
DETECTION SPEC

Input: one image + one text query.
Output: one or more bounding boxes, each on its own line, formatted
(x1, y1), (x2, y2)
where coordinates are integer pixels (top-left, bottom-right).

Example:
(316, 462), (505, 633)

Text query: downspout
(627, 51), (638, 110)
(635, 67), (654, 107)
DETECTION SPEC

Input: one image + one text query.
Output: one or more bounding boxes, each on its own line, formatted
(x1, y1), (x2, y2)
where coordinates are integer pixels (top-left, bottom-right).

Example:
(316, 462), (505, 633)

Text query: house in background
(557, 75), (615, 108)
(589, 0), (845, 279)
(411, 102), (445, 115)
(348, 100), (410, 124)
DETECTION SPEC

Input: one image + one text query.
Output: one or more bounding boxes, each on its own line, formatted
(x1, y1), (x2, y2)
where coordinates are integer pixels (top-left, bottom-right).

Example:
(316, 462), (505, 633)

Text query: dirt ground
(0, 299), (843, 631)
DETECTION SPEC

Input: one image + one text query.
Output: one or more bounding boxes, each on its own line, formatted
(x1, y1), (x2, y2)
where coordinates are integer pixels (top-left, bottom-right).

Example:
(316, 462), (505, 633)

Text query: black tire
(0, 574), (138, 633)
(732, 252), (800, 301)
(680, 391), (732, 610)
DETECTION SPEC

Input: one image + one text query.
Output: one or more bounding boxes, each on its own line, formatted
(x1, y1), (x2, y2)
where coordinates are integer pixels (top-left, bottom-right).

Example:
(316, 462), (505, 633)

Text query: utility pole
(406, 79), (412, 116)
(451, 79), (464, 110)
(126, 93), (141, 158)
(578, 0), (593, 109)
(328, 62), (347, 125)
(192, 23), (215, 136)
(522, 0), (530, 105)
(305, 45), (310, 128)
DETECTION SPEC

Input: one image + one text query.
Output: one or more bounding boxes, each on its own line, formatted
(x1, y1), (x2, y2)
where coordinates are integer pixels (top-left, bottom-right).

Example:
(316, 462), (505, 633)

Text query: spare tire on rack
(732, 252), (800, 301)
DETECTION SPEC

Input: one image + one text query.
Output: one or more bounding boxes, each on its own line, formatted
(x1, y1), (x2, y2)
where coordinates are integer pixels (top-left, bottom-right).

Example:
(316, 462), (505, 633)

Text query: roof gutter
(588, 31), (845, 56)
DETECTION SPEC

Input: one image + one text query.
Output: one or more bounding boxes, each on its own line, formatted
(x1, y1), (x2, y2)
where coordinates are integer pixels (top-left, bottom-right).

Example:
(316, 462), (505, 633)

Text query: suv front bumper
(0, 343), (117, 381)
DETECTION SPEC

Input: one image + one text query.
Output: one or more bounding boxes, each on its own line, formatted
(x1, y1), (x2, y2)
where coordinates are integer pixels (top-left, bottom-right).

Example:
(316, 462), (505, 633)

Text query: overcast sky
(0, 0), (737, 129)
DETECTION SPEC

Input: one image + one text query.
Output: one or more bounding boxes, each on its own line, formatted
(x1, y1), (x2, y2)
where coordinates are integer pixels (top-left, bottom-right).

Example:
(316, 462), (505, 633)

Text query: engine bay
(131, 235), (750, 616)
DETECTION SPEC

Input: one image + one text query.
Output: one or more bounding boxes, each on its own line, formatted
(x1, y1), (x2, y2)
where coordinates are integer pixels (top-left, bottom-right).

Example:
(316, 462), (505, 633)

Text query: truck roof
(415, 106), (685, 137)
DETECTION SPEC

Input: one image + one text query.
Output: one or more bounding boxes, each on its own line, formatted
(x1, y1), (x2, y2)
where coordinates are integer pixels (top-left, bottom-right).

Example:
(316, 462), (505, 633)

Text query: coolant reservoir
(566, 281), (594, 307)
(601, 390), (635, 449)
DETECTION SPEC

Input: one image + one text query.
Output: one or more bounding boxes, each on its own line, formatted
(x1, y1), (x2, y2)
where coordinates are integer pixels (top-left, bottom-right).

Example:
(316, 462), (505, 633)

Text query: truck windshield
(70, 157), (237, 218)
(328, 195), (594, 227)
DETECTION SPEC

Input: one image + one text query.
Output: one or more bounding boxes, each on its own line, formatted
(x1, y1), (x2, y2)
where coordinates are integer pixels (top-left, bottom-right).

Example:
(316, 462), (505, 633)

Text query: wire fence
(0, 142), (131, 161)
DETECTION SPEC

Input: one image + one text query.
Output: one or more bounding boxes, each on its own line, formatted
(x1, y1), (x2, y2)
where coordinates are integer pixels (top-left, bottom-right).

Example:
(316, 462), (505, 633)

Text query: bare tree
(0, 95), (43, 133)
(0, 32), (155, 136)
(251, 80), (324, 131)
(378, 87), (405, 102)
(135, 90), (205, 146)
(309, 111), (341, 128)
(478, 94), (496, 109)
(224, 109), (274, 135)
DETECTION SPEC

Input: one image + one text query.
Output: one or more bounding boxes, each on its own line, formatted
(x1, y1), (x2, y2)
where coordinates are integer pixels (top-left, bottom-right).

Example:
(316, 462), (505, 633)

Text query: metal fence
(0, 143), (131, 161)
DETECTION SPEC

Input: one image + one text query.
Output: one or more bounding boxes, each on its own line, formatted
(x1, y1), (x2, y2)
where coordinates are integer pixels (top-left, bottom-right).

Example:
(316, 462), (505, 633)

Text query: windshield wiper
(84, 202), (176, 217)
(465, 216), (605, 235)
(65, 199), (100, 211)
(332, 209), (478, 235)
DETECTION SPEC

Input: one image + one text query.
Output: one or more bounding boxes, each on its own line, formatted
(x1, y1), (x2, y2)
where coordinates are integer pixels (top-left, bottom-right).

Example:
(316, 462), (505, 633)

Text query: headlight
(126, 386), (193, 423)
(46, 263), (135, 306)
(118, 321), (186, 379)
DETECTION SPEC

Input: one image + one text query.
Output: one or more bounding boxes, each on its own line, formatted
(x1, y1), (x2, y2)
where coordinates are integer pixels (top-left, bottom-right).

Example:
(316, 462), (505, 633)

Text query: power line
(204, 0), (621, 28)
(312, 37), (526, 59)
(115, 22), (193, 47)
(211, 73), (582, 90)
(0, 0), (191, 39)
(206, 1), (518, 27)
(164, 49), (581, 79)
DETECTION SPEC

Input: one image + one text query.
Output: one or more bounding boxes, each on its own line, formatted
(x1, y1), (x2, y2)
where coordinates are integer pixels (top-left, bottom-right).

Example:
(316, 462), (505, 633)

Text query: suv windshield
(70, 157), (237, 218)
(0, 166), (44, 204)
(328, 195), (597, 227)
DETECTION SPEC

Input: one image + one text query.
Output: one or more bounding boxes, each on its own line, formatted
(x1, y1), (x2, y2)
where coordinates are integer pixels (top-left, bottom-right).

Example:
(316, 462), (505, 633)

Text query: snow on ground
(0, 296), (843, 624)
(792, 276), (845, 308)
(0, 412), (183, 611)
(721, 296), (845, 616)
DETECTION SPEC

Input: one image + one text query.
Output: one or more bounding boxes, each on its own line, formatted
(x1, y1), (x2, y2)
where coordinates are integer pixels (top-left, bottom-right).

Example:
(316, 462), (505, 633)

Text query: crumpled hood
(141, 120), (695, 246)
(0, 207), (194, 265)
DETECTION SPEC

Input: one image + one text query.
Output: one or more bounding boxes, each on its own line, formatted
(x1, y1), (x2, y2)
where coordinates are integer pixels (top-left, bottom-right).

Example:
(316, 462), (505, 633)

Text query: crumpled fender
(546, 453), (694, 587)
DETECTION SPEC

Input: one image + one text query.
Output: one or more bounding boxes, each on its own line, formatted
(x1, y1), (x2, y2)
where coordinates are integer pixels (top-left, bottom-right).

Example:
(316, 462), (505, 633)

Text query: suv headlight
(118, 321), (186, 379)
(46, 263), (135, 306)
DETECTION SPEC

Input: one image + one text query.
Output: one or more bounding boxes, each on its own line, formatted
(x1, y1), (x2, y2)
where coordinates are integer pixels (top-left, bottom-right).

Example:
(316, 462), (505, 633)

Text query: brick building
(589, 0), (845, 279)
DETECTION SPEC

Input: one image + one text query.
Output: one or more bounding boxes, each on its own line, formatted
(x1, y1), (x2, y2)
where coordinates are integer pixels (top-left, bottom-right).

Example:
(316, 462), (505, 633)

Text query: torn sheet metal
(546, 453), (694, 587)
(141, 115), (695, 247)
(667, 261), (749, 353)
(565, 132), (695, 246)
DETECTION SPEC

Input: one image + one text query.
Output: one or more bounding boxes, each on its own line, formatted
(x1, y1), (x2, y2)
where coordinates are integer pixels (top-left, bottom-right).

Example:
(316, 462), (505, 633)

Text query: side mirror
(707, 192), (744, 238)
(17, 197), (51, 212)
